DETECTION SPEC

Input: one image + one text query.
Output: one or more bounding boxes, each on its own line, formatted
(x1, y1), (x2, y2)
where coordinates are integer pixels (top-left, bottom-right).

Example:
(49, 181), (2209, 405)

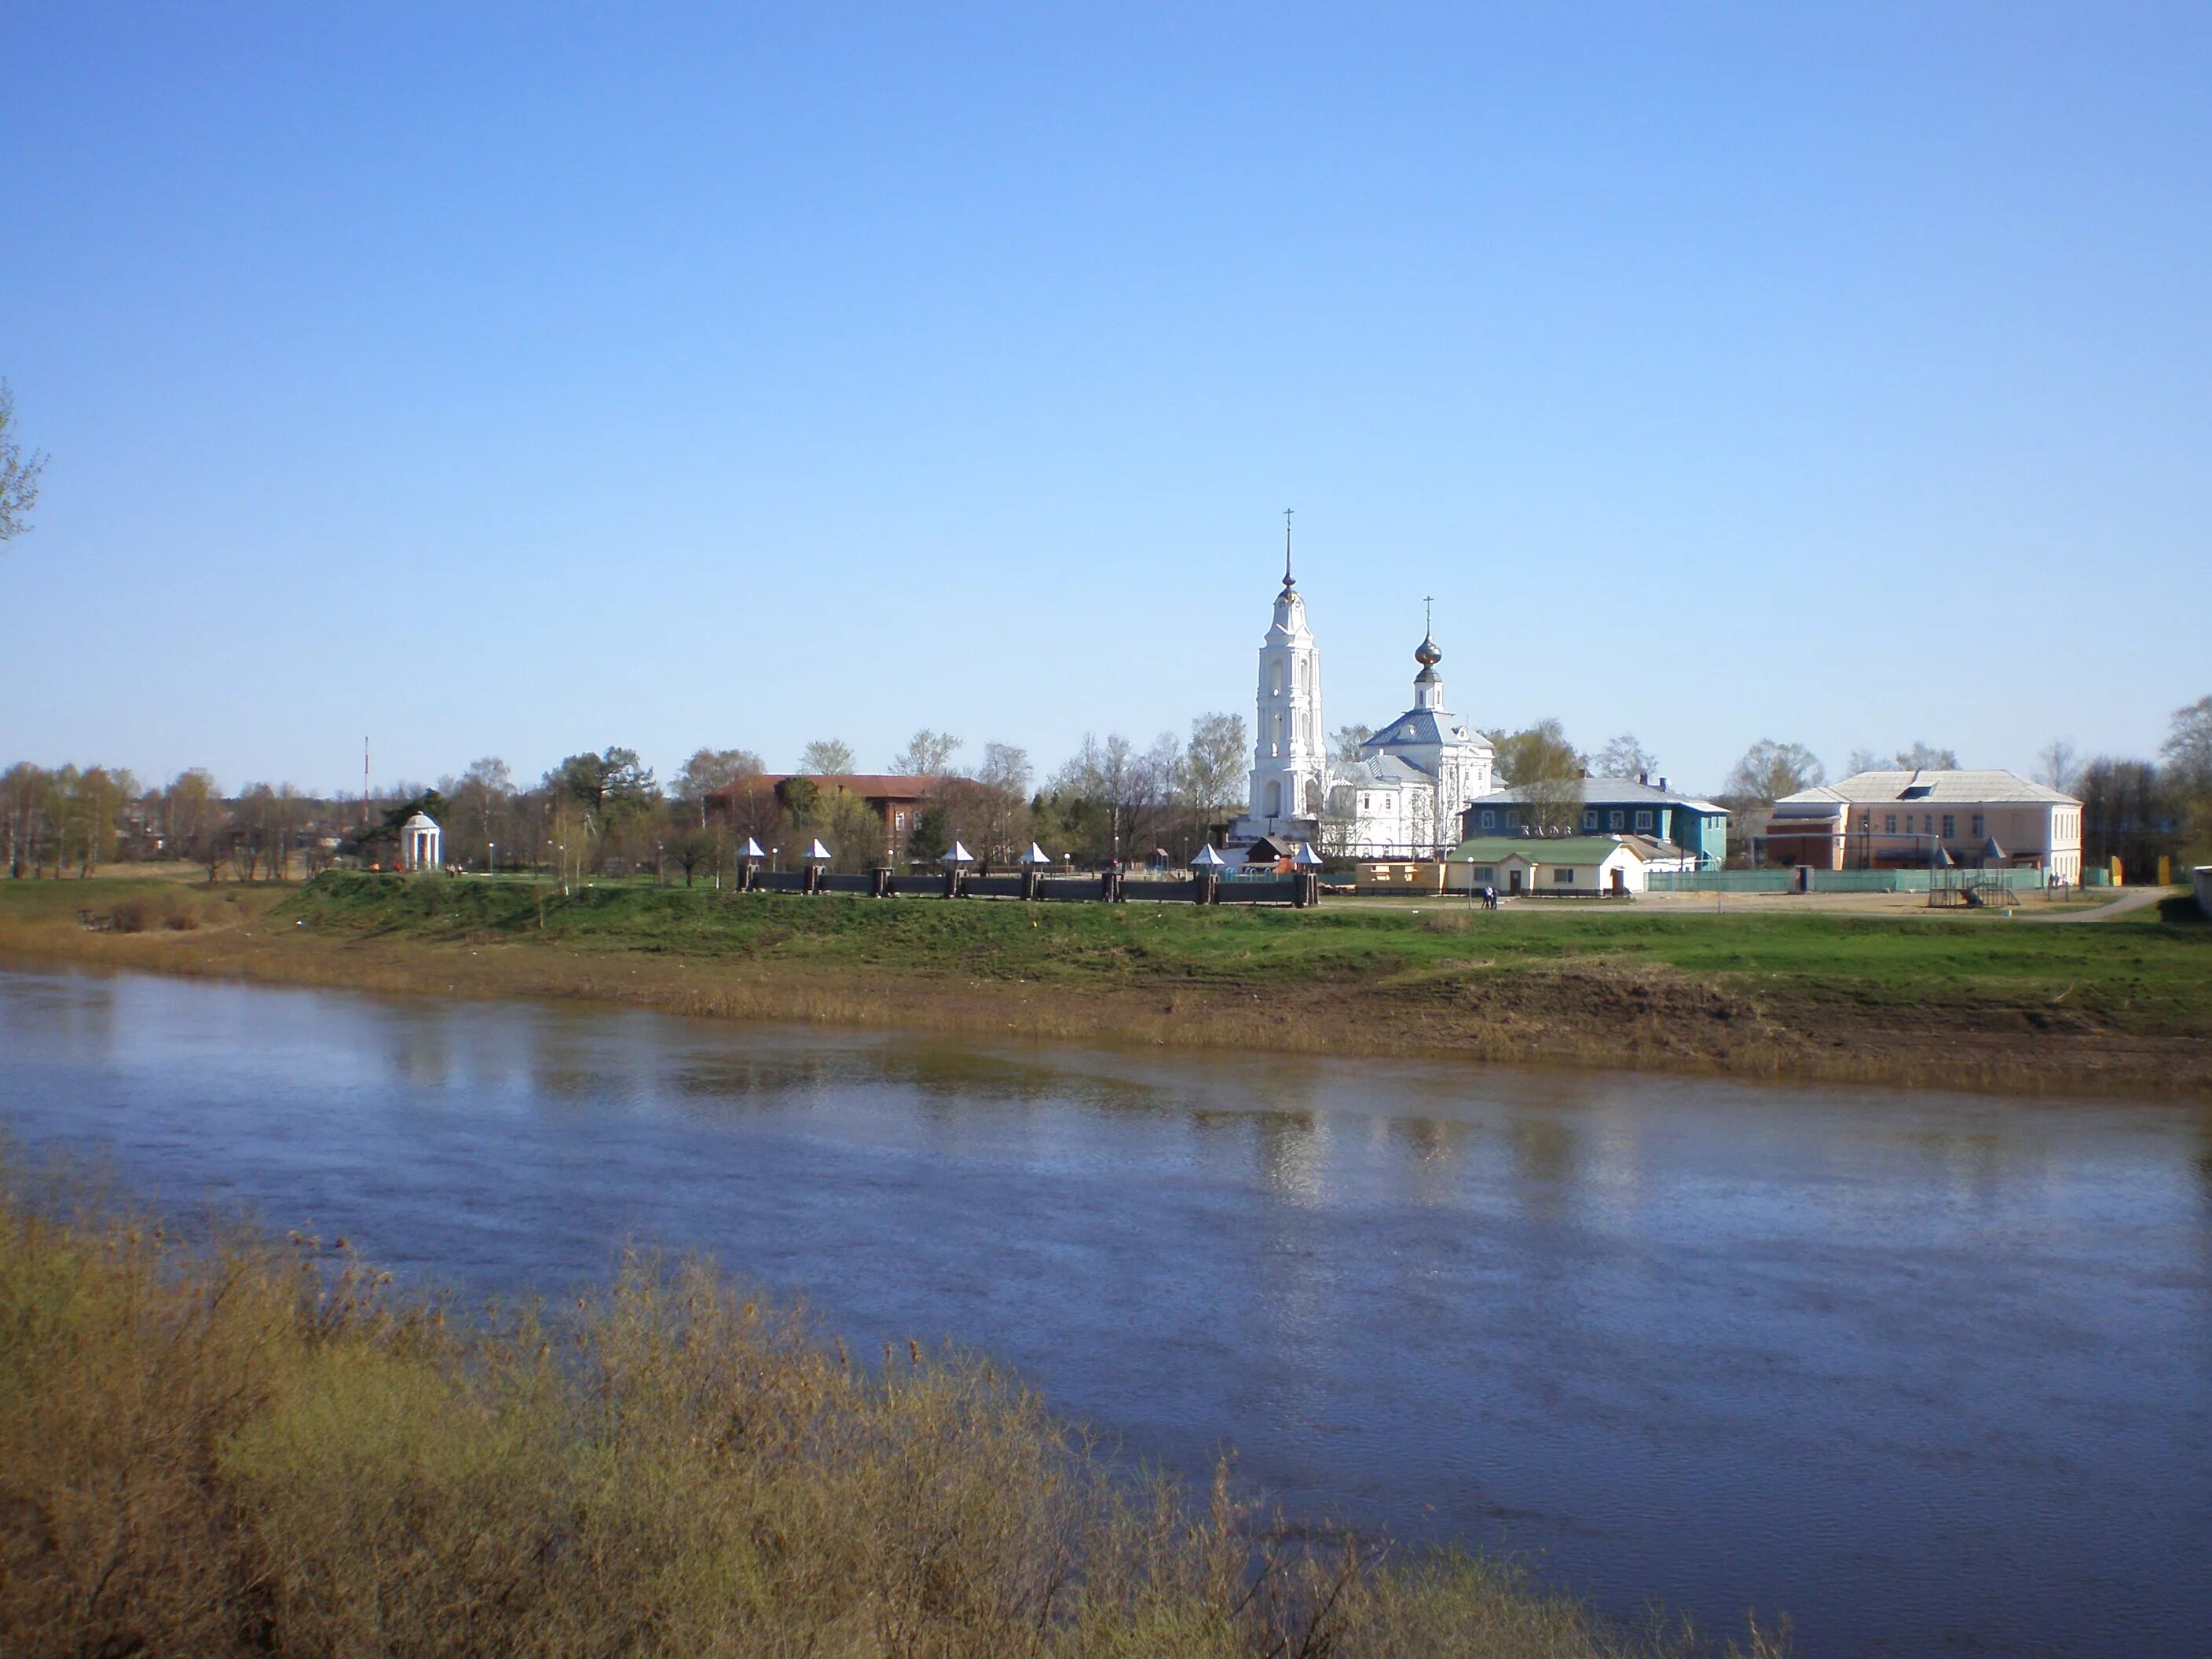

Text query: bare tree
(1595, 734), (1658, 779)
(672, 748), (760, 827)
(1848, 742), (1960, 775)
(1724, 740), (1826, 804)
(799, 738), (855, 775)
(1179, 713), (1247, 822)
(162, 769), (219, 861)
(2035, 738), (2081, 797)
(1330, 723), (1373, 765)
(2160, 696), (2212, 800)
(889, 730), (963, 777)
(0, 380), (46, 544)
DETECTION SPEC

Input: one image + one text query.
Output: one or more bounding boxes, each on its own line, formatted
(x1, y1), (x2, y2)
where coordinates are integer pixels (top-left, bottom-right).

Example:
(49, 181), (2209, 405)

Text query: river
(2, 965), (2207, 1657)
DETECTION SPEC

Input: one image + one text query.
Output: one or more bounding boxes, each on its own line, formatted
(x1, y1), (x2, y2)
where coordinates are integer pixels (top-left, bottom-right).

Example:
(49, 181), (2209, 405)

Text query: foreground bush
(0, 1173), (1785, 1658)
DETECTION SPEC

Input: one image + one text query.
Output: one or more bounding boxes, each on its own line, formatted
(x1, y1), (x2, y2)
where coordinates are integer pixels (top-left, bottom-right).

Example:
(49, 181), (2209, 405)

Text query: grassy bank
(0, 1170), (1781, 1658)
(2, 871), (2209, 1097)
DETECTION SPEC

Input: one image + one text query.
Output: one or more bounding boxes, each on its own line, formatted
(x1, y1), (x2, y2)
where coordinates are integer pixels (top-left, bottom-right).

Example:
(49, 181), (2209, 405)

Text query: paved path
(2020, 885), (2174, 923)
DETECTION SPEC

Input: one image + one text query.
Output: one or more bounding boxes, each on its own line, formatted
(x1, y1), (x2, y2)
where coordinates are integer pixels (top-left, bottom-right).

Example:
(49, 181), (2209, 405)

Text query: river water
(2, 965), (2207, 1657)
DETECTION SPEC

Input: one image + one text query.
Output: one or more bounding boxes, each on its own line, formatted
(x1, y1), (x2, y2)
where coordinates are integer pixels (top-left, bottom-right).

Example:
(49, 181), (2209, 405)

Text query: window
(1361, 795), (1371, 811)
(894, 811), (907, 831)
(1507, 811), (1521, 829)
(1270, 661), (1283, 695)
(1554, 867), (1574, 884)
(1635, 810), (1653, 831)
(1972, 814), (1984, 837)
(1942, 815), (1957, 839)
(1480, 810), (1496, 830)
(1884, 814), (1897, 835)
(1582, 810), (1598, 830)
(1609, 810), (1624, 831)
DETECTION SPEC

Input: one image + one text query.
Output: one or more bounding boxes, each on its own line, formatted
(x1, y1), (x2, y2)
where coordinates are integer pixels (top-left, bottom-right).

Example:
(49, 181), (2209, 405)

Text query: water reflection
(2, 965), (2208, 1659)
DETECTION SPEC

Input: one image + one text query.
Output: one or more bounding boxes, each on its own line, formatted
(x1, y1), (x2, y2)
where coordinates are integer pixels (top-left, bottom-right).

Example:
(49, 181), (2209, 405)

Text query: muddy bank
(3, 910), (2204, 1100)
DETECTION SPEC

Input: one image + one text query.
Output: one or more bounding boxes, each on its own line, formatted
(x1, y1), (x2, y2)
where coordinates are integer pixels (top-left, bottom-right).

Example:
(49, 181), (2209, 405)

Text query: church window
(1266, 780), (1282, 817)
(1272, 713), (1283, 750)
(1271, 661), (1284, 696)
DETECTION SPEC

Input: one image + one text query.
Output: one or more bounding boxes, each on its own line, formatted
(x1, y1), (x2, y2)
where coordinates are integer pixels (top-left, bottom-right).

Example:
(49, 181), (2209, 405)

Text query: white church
(1225, 536), (1494, 864)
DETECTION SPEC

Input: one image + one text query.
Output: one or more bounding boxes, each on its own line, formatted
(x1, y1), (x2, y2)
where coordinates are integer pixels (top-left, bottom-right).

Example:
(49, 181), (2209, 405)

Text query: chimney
(1637, 770), (1648, 786)
(1660, 776), (1669, 791)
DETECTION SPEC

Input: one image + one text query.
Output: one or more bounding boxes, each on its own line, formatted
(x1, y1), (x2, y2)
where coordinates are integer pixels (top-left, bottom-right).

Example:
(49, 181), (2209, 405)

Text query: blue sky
(4, 4), (2207, 796)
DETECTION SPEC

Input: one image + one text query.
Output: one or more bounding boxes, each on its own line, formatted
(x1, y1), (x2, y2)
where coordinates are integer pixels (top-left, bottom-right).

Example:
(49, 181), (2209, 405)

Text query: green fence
(1646, 871), (1792, 893)
(1650, 867), (2052, 895)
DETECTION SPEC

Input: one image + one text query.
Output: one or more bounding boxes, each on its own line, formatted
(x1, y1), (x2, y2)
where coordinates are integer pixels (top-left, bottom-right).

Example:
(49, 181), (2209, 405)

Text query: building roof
(1778, 769), (2078, 807)
(709, 773), (935, 804)
(1363, 709), (1489, 753)
(1445, 834), (1650, 865)
(1466, 776), (1725, 815)
(1338, 753), (1431, 788)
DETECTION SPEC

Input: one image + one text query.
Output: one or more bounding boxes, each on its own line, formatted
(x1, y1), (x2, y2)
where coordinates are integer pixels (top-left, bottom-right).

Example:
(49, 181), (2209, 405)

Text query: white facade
(1244, 549), (1328, 840)
(399, 811), (442, 873)
(1226, 551), (1493, 862)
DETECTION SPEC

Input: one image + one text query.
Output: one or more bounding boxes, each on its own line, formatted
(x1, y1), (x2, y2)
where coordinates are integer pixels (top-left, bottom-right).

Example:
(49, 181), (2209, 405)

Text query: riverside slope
(4, 871), (2208, 1099)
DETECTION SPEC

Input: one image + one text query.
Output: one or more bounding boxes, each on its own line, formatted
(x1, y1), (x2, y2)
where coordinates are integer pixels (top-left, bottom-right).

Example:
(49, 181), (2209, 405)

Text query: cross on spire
(1283, 508), (1295, 588)
(1424, 595), (1434, 632)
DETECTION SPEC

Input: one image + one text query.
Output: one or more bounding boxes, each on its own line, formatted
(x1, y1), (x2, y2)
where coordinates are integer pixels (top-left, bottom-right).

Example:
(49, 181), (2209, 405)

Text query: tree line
(8, 696), (2208, 881)
(0, 715), (1258, 883)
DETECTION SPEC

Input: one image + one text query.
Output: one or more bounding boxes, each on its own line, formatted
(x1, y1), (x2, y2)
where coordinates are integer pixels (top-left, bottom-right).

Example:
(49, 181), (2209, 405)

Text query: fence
(1649, 867), (2056, 896)
(739, 869), (1308, 906)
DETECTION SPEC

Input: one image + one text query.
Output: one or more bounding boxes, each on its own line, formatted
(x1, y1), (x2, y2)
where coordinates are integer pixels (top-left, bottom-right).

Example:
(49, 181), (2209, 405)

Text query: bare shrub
(0, 1170), (1788, 1659)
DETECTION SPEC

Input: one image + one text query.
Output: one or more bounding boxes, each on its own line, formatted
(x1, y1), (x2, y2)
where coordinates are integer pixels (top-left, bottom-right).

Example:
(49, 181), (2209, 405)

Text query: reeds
(0, 1170), (1785, 1658)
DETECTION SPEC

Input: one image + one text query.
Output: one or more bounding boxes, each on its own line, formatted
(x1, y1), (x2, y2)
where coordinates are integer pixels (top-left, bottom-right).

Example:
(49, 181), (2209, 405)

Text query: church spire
(1282, 508), (1295, 588)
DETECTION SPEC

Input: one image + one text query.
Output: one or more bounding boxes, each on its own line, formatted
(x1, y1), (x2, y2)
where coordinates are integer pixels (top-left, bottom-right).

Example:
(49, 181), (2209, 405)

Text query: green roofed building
(1445, 833), (1694, 897)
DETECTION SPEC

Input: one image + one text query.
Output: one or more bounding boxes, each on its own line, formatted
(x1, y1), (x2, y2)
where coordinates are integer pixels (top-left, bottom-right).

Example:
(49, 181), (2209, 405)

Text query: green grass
(267, 872), (2212, 1038)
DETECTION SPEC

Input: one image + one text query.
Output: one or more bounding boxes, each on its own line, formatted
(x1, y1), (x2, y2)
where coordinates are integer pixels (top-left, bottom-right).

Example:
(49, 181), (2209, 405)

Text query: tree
(2075, 757), (2175, 877)
(800, 738), (855, 775)
(2035, 738), (2080, 797)
(1493, 720), (1585, 835)
(0, 380), (46, 544)
(1179, 712), (1247, 823)
(441, 757), (517, 870)
(1330, 724), (1373, 766)
(672, 748), (762, 826)
(1595, 734), (1658, 780)
(2, 763), (49, 877)
(1848, 742), (1961, 775)
(162, 769), (219, 862)
(1049, 733), (1142, 864)
(889, 730), (963, 777)
(2159, 696), (2212, 800)
(1724, 740), (1826, 804)
(906, 805), (952, 863)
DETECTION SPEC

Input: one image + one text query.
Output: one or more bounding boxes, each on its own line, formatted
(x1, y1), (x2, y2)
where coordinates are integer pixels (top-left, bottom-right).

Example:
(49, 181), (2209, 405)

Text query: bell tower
(1247, 511), (1327, 833)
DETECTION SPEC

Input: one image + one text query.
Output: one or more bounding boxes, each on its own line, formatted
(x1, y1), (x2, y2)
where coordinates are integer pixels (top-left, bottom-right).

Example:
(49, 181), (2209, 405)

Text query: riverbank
(2, 870), (2207, 1097)
(1, 1167), (1787, 1659)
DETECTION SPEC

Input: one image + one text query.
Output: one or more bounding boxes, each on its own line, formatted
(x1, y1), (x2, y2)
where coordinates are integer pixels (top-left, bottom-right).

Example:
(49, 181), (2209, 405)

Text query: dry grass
(0, 1167), (1787, 1659)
